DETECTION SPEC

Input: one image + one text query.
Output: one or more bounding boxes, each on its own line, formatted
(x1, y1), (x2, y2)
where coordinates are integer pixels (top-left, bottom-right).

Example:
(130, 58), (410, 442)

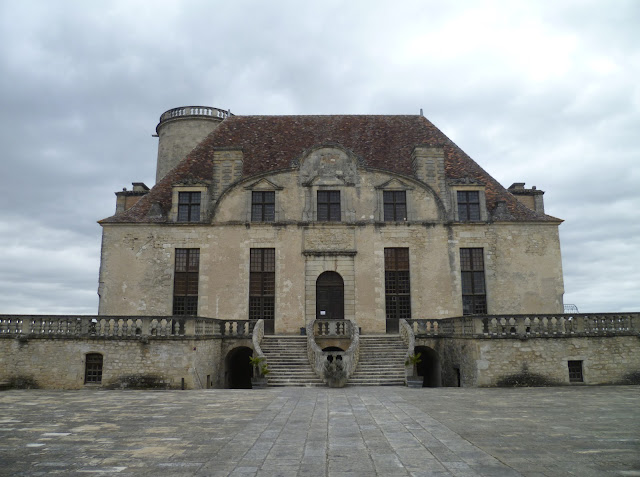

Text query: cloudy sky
(0, 0), (638, 315)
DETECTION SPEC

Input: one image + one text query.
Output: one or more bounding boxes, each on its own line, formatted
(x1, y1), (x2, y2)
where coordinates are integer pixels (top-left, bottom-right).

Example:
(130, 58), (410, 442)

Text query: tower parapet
(155, 105), (232, 184)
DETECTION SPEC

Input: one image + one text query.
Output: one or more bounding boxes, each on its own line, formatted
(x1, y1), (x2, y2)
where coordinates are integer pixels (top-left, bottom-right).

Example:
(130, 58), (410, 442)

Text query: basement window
(85, 353), (103, 384)
(568, 360), (583, 383)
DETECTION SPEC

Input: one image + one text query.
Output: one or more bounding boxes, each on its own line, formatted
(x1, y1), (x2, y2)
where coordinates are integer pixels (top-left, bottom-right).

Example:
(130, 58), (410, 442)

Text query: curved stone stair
(260, 336), (325, 387)
(349, 335), (406, 386)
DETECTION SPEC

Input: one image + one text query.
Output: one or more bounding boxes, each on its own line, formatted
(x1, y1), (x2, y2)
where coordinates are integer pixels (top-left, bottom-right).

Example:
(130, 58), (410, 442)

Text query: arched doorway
(415, 346), (442, 387)
(225, 347), (253, 389)
(316, 272), (344, 320)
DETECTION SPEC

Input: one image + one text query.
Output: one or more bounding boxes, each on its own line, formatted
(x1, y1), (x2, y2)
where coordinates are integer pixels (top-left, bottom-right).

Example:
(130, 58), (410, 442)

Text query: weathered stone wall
(156, 116), (224, 184)
(0, 337), (222, 390)
(407, 335), (640, 388)
(99, 165), (564, 333)
(474, 335), (640, 386)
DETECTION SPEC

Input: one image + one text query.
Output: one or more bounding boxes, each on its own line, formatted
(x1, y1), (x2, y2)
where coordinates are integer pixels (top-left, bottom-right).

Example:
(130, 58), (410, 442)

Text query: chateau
(1, 106), (637, 390)
(98, 107), (564, 327)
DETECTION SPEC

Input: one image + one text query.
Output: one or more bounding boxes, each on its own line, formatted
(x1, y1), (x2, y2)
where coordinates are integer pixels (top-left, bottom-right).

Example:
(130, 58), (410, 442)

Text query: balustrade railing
(313, 319), (352, 337)
(307, 319), (360, 384)
(251, 319), (266, 361)
(0, 315), (256, 339)
(159, 106), (231, 124)
(399, 319), (414, 384)
(406, 313), (639, 338)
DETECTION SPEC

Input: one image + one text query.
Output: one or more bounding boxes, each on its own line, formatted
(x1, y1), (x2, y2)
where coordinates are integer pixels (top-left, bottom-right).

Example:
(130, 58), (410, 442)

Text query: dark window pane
(249, 249), (276, 320)
(264, 205), (275, 221)
(384, 248), (411, 321)
(251, 192), (276, 222)
(173, 249), (199, 315)
(177, 192), (201, 222)
(318, 191), (340, 221)
(460, 248), (486, 315)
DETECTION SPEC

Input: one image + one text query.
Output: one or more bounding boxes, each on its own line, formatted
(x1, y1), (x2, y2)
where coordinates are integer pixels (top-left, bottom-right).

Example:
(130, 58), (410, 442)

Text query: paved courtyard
(0, 386), (638, 477)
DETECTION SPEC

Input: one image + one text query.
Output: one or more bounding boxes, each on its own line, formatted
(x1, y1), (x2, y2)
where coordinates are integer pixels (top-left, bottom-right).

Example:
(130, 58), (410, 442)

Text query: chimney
(508, 182), (545, 214)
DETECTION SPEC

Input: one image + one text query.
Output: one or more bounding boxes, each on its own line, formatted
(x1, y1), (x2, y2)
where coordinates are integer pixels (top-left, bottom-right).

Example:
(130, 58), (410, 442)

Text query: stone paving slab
(0, 386), (638, 476)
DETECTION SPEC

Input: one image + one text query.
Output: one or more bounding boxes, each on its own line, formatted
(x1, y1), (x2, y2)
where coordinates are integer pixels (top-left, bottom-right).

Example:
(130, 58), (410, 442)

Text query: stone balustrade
(0, 315), (255, 339)
(407, 313), (639, 338)
(159, 106), (231, 124)
(313, 319), (352, 337)
(307, 319), (360, 385)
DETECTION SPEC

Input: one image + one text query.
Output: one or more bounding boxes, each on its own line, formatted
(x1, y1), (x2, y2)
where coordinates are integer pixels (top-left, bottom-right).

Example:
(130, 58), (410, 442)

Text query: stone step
(261, 337), (322, 388)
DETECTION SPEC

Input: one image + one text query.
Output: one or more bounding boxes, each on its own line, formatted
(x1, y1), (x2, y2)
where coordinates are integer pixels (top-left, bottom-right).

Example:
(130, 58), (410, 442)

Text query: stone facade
(98, 108), (565, 334)
(0, 336), (221, 390)
(417, 335), (640, 387)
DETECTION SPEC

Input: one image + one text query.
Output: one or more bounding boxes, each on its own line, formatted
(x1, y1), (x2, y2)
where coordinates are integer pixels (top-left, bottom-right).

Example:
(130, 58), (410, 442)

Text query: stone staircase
(260, 336), (324, 387)
(349, 335), (407, 386)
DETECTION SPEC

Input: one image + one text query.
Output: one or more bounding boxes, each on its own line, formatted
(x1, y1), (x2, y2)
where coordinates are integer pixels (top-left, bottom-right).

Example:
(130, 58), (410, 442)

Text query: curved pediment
(298, 145), (360, 187)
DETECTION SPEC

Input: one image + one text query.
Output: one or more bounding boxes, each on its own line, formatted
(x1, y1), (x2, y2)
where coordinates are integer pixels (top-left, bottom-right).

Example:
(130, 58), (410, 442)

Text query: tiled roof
(100, 115), (560, 223)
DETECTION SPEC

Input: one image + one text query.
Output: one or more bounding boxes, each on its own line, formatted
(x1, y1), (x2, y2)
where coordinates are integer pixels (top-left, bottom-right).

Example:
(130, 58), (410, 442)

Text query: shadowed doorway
(225, 347), (253, 389)
(316, 271), (344, 320)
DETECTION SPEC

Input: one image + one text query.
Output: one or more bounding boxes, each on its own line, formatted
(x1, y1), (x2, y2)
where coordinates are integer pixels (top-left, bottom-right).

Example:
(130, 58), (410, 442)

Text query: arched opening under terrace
(225, 346), (253, 389)
(415, 346), (442, 387)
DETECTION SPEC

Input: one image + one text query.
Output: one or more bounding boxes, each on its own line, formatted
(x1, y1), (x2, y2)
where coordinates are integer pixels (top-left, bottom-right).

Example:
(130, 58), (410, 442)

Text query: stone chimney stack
(508, 182), (545, 214)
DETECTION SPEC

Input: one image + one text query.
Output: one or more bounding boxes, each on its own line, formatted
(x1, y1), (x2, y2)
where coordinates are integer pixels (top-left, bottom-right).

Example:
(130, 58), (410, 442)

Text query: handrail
(307, 319), (360, 385)
(399, 319), (415, 384)
(251, 319), (266, 360)
(405, 313), (640, 338)
(343, 320), (360, 378)
(0, 315), (257, 339)
(158, 106), (232, 125)
(307, 322), (326, 383)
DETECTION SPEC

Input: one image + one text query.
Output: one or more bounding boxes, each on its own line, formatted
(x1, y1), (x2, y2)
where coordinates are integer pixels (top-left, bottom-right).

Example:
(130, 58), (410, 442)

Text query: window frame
(171, 185), (208, 223)
(251, 191), (276, 222)
(173, 248), (200, 316)
(317, 190), (341, 222)
(460, 248), (487, 315)
(249, 248), (275, 321)
(84, 353), (103, 384)
(383, 190), (408, 222)
(177, 191), (202, 222)
(384, 248), (412, 321)
(568, 360), (584, 383)
(452, 186), (487, 222)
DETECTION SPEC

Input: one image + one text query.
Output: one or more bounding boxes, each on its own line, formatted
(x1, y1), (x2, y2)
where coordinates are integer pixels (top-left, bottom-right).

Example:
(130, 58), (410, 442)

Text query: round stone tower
(155, 105), (231, 184)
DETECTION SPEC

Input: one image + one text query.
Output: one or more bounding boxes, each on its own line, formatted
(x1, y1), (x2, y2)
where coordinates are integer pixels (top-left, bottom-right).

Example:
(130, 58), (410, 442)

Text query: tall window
(249, 249), (275, 320)
(383, 191), (407, 221)
(457, 191), (480, 221)
(460, 248), (487, 315)
(177, 192), (201, 222)
(173, 249), (199, 315)
(84, 353), (103, 384)
(251, 191), (275, 222)
(317, 191), (341, 221)
(385, 248), (411, 321)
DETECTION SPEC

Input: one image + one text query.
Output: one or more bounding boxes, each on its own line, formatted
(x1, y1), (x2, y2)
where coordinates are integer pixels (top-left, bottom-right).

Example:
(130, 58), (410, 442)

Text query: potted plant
(405, 352), (423, 388)
(249, 356), (269, 389)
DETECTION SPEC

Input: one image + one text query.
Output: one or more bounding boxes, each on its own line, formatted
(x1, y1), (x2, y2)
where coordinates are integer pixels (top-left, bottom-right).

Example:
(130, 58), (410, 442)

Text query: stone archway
(316, 271), (344, 320)
(415, 346), (442, 387)
(225, 347), (253, 389)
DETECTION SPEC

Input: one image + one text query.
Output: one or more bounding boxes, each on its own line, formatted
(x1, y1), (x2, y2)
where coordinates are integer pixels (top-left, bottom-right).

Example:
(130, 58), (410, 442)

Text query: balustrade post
(184, 318), (196, 336)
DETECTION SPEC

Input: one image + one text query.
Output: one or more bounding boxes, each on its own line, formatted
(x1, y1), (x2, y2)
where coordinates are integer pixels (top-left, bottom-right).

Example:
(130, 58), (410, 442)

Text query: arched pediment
(298, 145), (360, 187)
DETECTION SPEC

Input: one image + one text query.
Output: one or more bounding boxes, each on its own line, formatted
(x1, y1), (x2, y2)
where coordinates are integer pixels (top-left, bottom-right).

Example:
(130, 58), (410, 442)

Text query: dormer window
(177, 192), (201, 222)
(317, 191), (341, 221)
(457, 191), (480, 221)
(251, 191), (275, 222)
(383, 191), (407, 221)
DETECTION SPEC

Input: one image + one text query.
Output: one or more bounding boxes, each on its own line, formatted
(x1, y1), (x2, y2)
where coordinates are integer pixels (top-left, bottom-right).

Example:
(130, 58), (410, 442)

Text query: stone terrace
(1, 386), (638, 476)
